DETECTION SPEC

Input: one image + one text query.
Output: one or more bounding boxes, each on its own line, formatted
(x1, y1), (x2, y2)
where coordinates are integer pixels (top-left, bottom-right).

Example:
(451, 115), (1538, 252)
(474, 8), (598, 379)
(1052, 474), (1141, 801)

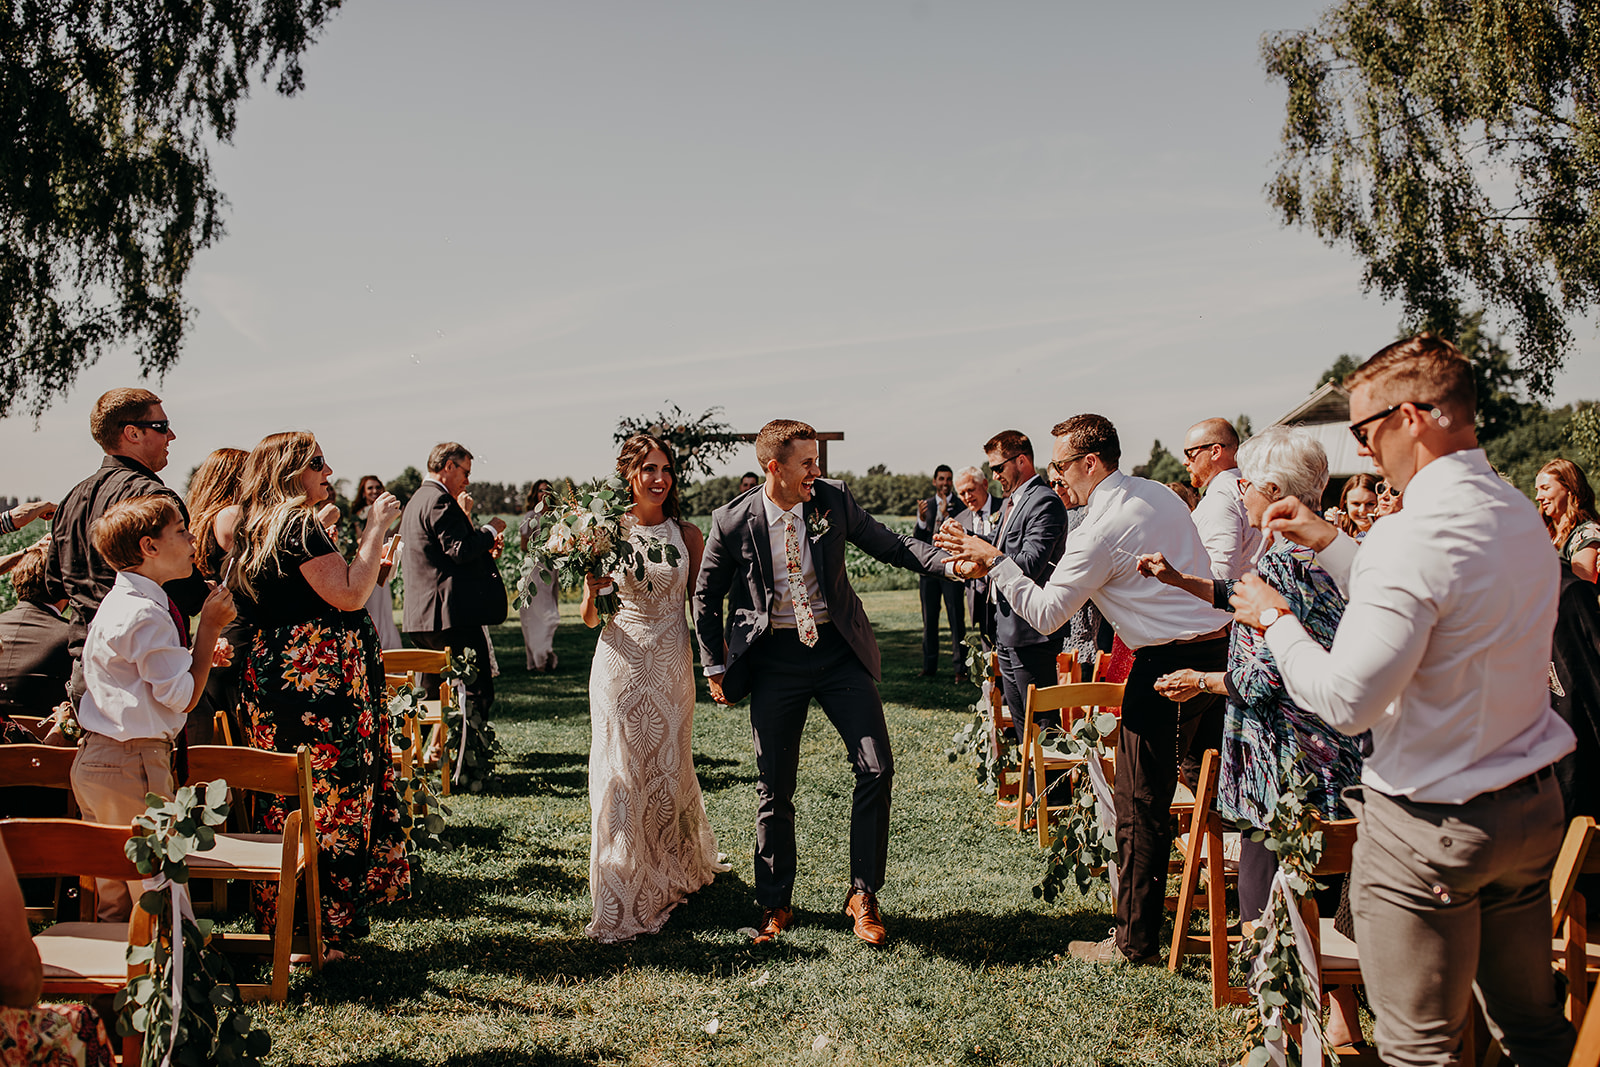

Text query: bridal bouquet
(514, 475), (682, 624)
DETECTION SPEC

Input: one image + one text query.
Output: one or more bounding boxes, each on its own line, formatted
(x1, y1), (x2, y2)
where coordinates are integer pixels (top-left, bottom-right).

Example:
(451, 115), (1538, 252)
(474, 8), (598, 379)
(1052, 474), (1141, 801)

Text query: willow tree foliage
(1263, 1), (1600, 396)
(1, 0), (344, 417)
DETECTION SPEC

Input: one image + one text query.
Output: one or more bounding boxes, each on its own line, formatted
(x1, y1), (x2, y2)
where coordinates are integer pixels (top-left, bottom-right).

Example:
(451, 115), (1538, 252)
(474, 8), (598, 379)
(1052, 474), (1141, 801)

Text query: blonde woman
(226, 431), (411, 958)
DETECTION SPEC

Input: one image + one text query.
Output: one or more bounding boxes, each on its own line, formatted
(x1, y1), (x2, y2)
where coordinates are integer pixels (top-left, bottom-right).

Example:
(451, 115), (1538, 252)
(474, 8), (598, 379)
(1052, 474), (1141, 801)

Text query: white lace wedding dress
(586, 518), (725, 942)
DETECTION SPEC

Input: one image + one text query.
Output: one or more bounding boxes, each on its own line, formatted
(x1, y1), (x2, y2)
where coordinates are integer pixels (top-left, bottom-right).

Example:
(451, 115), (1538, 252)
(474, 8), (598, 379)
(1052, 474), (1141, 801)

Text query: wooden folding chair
(1288, 816), (1363, 1063)
(1552, 816), (1600, 1025)
(979, 651), (1020, 806)
(1, 817), (148, 1065)
(182, 745), (322, 1002)
(381, 648), (456, 797)
(1016, 681), (1126, 846)
(0, 743), (84, 921)
(1573, 983), (1600, 1067)
(1167, 749), (1247, 1006)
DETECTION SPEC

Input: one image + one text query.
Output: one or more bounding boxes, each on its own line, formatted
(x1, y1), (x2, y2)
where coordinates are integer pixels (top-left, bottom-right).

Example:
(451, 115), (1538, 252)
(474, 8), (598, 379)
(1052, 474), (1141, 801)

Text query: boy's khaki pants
(70, 733), (174, 922)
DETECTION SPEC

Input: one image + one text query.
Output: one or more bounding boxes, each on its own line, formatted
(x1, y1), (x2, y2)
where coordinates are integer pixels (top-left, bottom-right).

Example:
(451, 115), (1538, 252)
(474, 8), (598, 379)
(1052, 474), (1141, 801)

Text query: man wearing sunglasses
(45, 387), (208, 710)
(937, 414), (1232, 966)
(977, 430), (1067, 737)
(1181, 418), (1263, 579)
(1231, 336), (1576, 1066)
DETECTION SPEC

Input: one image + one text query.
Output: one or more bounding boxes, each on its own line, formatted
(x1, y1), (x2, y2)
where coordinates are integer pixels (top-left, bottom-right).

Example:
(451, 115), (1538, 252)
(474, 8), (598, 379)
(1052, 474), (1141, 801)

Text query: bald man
(1180, 418), (1263, 580)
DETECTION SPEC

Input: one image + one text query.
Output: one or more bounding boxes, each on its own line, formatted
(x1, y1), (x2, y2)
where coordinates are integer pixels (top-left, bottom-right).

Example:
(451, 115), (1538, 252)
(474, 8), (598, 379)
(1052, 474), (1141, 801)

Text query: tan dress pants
(69, 733), (175, 922)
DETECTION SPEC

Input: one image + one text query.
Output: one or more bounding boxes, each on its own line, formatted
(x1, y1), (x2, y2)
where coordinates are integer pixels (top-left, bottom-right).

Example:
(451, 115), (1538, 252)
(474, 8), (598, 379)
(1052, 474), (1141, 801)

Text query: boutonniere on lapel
(805, 509), (831, 541)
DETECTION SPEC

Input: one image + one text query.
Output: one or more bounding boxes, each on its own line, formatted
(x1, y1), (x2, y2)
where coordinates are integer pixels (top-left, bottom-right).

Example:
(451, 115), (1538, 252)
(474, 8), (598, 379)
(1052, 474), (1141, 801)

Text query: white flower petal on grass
(703, 1018), (720, 1036)
(750, 970), (770, 987)
(811, 1034), (830, 1052)
(737, 926), (759, 938)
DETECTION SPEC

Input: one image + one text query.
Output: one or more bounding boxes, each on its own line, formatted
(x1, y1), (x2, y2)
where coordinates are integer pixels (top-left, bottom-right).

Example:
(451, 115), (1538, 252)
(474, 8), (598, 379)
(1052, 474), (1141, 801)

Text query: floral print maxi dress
(238, 522), (411, 945)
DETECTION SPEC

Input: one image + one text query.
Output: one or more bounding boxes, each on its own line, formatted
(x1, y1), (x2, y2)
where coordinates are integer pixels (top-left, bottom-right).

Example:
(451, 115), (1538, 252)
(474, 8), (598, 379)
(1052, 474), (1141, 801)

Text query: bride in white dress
(581, 434), (728, 942)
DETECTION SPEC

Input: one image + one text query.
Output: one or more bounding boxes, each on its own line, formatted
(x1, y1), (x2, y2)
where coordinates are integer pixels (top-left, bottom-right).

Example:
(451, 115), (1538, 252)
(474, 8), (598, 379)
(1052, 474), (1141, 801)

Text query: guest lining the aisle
(1535, 457), (1600, 583)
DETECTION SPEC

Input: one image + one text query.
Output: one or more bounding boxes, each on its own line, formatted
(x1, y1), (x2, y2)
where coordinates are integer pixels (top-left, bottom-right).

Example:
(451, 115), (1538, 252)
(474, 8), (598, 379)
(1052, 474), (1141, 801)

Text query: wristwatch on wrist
(1258, 607), (1282, 630)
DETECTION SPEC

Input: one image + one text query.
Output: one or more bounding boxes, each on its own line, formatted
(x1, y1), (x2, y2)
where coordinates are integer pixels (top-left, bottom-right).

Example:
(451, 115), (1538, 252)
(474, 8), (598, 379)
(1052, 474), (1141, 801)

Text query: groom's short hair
(755, 419), (816, 466)
(1052, 414), (1121, 469)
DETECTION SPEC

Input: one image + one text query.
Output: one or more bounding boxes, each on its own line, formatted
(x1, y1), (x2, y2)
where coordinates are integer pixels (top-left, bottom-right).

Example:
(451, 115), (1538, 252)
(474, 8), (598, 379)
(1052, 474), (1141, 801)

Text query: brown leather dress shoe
(843, 889), (887, 946)
(752, 906), (793, 944)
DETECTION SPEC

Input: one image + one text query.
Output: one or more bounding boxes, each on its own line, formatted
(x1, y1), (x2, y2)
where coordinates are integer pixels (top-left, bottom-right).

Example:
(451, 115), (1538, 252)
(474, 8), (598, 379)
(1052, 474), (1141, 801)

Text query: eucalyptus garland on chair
(1238, 773), (1327, 1067)
(117, 783), (272, 1067)
(1034, 710), (1119, 905)
(944, 634), (1015, 794)
(437, 646), (500, 794)
(387, 680), (454, 863)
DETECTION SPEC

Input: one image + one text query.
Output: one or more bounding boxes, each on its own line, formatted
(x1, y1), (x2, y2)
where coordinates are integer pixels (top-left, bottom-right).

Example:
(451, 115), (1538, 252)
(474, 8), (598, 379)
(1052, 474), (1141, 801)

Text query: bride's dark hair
(616, 433), (681, 520)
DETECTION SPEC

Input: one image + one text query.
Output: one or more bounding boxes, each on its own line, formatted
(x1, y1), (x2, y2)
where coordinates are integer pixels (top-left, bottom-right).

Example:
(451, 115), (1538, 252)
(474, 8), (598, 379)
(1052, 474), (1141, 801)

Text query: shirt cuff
(944, 561), (961, 579)
(1263, 612), (1312, 665)
(0, 510), (14, 534)
(703, 665), (726, 677)
(1315, 531), (1359, 592)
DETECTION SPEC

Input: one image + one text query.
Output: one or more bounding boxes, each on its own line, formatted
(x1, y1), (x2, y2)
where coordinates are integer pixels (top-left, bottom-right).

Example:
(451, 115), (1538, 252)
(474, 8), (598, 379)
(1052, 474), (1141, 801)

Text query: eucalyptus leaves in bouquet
(514, 474), (682, 625)
(945, 634), (1015, 794)
(1035, 709), (1119, 906)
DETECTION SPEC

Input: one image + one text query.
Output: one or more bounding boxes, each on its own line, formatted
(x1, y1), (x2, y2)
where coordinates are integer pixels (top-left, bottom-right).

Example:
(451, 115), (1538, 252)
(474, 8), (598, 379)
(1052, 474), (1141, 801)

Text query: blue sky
(4, 1), (1596, 499)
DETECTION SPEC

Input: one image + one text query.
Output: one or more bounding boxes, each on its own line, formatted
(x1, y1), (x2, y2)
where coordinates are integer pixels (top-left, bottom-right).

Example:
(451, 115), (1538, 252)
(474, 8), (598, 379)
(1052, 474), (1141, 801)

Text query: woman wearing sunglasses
(224, 432), (413, 960)
(1373, 478), (1404, 518)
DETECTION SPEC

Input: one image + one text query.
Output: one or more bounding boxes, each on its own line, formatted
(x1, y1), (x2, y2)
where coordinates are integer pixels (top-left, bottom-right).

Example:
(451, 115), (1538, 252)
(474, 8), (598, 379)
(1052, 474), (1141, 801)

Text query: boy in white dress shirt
(69, 495), (234, 920)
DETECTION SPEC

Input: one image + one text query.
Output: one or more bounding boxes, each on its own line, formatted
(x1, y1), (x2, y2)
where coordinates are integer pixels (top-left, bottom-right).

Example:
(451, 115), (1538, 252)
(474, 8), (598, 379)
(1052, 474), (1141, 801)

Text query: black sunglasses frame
(1348, 401), (1439, 448)
(123, 419), (171, 434)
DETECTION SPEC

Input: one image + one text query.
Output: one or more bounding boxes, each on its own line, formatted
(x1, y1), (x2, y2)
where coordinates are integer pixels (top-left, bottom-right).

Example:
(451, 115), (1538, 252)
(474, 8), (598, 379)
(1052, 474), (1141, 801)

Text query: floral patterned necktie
(784, 514), (818, 647)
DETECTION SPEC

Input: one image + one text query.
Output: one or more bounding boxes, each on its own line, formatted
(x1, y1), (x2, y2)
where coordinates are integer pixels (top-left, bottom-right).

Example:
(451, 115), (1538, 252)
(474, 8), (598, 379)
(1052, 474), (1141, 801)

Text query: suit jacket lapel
(747, 495), (774, 599)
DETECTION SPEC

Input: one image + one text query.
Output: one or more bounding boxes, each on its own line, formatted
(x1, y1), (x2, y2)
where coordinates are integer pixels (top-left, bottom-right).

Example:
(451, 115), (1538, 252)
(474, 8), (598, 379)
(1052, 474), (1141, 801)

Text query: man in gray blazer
(693, 420), (949, 947)
(981, 430), (1067, 729)
(400, 442), (506, 720)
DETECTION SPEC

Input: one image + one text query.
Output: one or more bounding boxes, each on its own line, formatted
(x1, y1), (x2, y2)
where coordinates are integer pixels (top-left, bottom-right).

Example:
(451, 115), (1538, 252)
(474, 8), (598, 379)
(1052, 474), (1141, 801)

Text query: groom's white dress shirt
(989, 470), (1231, 650)
(1264, 449), (1574, 804)
(764, 492), (830, 630)
(1191, 467), (1263, 580)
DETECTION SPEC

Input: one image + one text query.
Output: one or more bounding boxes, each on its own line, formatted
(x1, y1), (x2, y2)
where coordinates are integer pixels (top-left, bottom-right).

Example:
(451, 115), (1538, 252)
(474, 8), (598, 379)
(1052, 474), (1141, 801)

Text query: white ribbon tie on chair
(1084, 756), (1119, 897)
(141, 874), (195, 1067)
(450, 679), (470, 783)
(1249, 868), (1323, 1067)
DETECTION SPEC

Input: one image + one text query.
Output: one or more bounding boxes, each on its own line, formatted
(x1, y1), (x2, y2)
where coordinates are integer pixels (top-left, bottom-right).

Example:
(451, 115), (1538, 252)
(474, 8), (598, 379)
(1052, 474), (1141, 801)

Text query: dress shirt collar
(1395, 447), (1485, 507)
(1084, 468), (1127, 520)
(101, 453), (161, 480)
(423, 473), (448, 490)
(762, 490), (804, 528)
(118, 569), (171, 605)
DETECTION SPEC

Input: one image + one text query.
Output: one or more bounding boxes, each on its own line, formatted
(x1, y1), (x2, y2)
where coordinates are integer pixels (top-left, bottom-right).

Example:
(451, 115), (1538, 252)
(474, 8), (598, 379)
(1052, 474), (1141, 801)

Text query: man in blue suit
(979, 431), (1068, 729)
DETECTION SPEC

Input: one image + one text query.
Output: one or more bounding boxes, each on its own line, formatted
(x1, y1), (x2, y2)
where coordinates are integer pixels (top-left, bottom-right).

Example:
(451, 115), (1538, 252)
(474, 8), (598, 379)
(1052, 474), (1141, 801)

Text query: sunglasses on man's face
(124, 419), (171, 434)
(1348, 401), (1445, 449)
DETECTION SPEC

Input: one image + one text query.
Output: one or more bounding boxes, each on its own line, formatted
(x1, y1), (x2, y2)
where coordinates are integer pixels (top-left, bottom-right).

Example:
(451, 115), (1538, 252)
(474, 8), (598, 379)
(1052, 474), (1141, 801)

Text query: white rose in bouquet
(545, 524), (575, 554)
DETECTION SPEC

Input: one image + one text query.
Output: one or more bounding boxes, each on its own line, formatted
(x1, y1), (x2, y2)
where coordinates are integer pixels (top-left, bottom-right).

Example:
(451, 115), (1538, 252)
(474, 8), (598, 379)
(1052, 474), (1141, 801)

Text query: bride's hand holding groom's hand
(706, 674), (731, 706)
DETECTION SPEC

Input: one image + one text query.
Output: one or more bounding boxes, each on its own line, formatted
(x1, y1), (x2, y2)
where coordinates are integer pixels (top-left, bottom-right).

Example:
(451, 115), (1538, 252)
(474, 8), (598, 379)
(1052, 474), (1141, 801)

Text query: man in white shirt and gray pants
(1232, 336), (1575, 1067)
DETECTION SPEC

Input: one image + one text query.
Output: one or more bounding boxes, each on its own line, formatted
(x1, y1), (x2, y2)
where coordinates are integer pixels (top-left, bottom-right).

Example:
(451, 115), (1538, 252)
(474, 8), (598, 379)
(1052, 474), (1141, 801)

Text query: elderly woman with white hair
(1137, 425), (1369, 1046)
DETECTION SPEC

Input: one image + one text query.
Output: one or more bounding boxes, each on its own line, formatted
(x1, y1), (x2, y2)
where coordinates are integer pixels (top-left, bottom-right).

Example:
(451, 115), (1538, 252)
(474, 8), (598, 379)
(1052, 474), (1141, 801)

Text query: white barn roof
(1270, 380), (1376, 481)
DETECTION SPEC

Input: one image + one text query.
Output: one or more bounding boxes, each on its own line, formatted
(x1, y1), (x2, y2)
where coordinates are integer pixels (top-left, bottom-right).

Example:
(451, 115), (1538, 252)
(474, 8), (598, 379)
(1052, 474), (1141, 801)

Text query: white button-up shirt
(763, 491), (829, 628)
(990, 469), (1232, 650)
(1265, 449), (1574, 803)
(1192, 467), (1264, 580)
(78, 570), (194, 741)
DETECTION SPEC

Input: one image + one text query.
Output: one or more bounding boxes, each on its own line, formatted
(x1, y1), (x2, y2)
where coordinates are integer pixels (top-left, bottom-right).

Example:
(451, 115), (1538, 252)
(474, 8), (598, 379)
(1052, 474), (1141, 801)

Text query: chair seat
(187, 832), (304, 877)
(1320, 918), (1360, 972)
(38, 922), (130, 979)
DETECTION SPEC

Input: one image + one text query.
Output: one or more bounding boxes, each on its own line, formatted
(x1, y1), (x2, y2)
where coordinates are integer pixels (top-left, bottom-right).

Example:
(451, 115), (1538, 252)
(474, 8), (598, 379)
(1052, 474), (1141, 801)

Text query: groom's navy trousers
(747, 622), (892, 908)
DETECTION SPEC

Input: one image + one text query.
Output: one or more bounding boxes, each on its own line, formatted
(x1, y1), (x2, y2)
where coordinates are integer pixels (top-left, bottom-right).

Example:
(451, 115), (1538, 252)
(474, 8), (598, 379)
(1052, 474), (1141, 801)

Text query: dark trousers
(1113, 635), (1227, 961)
(406, 625), (495, 716)
(919, 575), (966, 672)
(999, 637), (1063, 730)
(747, 623), (892, 908)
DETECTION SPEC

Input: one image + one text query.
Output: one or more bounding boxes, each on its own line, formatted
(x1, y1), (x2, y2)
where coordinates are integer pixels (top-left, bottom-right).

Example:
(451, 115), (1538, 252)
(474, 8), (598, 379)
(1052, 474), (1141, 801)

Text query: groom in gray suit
(693, 419), (950, 946)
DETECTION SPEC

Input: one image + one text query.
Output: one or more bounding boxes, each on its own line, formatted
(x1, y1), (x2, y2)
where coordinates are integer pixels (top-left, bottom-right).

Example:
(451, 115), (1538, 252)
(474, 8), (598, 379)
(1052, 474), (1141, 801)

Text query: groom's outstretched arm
(839, 485), (947, 576)
(692, 510), (736, 672)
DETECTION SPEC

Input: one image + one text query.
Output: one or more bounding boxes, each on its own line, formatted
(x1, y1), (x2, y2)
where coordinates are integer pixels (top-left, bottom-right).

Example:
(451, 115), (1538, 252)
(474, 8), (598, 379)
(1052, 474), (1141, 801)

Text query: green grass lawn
(255, 590), (1242, 1066)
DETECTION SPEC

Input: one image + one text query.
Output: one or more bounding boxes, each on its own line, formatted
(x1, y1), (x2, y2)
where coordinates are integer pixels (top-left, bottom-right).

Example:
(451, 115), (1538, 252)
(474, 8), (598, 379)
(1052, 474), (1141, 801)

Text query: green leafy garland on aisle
(385, 683), (455, 865)
(117, 784), (272, 1067)
(426, 646), (499, 794)
(1239, 774), (1327, 1067)
(1034, 710), (1118, 905)
(944, 635), (1015, 794)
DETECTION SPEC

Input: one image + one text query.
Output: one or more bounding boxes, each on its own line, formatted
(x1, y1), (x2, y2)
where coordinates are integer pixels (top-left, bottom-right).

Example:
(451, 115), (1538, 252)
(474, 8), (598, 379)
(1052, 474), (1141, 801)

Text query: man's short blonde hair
(1345, 335), (1476, 427)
